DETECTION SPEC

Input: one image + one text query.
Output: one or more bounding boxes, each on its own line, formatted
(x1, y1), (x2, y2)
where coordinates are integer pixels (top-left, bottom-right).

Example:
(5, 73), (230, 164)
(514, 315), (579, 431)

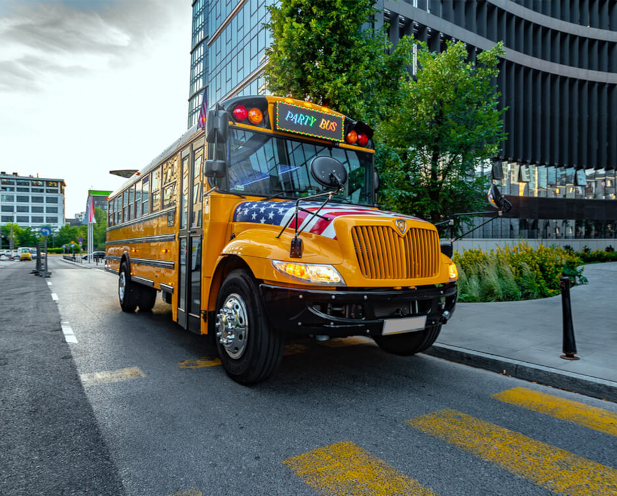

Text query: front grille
(351, 225), (440, 280)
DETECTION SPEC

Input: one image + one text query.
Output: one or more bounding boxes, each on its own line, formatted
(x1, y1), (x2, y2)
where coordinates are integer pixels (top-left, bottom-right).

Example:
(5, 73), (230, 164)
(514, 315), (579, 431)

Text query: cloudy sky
(0, 0), (191, 217)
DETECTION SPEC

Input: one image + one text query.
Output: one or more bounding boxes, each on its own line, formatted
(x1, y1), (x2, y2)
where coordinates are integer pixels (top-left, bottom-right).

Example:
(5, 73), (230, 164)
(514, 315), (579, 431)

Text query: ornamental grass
(453, 241), (587, 302)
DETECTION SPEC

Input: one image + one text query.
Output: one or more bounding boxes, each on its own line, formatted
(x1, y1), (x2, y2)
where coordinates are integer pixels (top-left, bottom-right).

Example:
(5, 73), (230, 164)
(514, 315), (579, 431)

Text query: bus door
(178, 141), (205, 333)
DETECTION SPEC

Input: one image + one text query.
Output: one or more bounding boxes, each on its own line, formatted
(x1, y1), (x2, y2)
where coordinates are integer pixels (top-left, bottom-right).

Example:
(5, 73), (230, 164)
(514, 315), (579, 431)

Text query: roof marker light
(248, 108), (263, 125)
(232, 105), (248, 122)
(346, 130), (358, 144)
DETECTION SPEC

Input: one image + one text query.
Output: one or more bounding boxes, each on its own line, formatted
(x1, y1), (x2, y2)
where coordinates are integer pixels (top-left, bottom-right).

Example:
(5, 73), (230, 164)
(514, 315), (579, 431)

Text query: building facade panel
(189, 0), (617, 241)
(0, 172), (66, 230)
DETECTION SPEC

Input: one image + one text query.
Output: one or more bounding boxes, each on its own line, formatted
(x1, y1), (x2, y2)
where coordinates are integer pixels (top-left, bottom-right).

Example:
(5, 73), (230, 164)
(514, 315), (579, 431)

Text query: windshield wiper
(218, 189), (247, 199)
(263, 189), (315, 201)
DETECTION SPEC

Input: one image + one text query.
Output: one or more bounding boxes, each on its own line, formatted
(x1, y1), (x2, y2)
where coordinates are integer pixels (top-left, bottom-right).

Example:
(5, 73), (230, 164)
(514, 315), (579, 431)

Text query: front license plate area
(382, 316), (427, 335)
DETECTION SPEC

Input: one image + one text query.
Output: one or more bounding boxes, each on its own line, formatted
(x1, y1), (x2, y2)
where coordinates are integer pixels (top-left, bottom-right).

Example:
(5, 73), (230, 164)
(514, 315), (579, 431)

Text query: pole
(560, 276), (579, 360)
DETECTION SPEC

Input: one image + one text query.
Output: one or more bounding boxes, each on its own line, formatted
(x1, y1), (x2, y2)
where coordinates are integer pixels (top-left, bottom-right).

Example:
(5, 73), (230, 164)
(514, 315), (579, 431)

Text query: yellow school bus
(106, 95), (458, 384)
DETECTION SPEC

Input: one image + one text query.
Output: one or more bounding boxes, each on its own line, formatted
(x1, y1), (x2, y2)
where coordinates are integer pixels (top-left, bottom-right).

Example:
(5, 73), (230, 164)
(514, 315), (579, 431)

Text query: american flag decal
(232, 201), (426, 239)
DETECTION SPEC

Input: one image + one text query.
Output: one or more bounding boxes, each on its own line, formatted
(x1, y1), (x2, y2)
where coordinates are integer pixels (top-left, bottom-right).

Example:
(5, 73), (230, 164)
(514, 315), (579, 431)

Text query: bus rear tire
(119, 262), (139, 313)
(138, 287), (157, 312)
(373, 324), (442, 356)
(215, 269), (284, 384)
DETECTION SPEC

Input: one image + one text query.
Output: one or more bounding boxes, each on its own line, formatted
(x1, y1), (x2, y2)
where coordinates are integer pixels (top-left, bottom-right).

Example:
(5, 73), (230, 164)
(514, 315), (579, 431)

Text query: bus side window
(115, 196), (121, 225)
(128, 185), (135, 221)
(135, 180), (142, 218)
(163, 156), (179, 210)
(108, 200), (113, 226)
(122, 189), (128, 223)
(152, 168), (161, 213)
(142, 175), (150, 215)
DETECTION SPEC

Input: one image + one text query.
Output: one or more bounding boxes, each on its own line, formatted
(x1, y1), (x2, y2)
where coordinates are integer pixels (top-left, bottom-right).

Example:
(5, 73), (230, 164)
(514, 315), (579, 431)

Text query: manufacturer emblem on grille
(396, 219), (407, 235)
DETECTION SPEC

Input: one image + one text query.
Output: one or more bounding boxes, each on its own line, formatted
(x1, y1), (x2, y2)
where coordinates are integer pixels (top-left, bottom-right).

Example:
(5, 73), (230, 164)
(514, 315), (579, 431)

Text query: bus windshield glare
(226, 129), (372, 205)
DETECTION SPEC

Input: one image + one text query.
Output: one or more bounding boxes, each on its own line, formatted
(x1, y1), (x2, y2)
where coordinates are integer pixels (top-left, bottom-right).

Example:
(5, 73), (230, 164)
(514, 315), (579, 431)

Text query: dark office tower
(187, 0), (271, 129)
(189, 0), (617, 245)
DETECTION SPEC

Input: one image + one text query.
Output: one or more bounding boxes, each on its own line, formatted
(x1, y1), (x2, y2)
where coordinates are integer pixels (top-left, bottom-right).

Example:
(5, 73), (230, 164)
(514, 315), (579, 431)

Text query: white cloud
(0, 0), (191, 218)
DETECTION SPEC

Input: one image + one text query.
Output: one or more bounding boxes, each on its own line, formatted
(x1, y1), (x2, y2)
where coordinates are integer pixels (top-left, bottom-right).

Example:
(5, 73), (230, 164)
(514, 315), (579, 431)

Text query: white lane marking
(47, 281), (52, 286)
(51, 293), (59, 301)
(61, 321), (77, 344)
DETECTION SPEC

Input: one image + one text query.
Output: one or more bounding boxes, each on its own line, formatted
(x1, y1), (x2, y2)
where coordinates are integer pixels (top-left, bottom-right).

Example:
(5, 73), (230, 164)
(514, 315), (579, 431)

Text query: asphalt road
(2, 257), (617, 496)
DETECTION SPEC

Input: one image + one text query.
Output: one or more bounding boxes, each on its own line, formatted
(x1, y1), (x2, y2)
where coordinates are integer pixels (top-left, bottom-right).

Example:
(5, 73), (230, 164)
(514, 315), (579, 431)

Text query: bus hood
(232, 200), (428, 239)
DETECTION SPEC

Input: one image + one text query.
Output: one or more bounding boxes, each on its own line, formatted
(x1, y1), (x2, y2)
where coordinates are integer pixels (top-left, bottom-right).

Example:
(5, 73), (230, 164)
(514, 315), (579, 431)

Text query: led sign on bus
(276, 102), (345, 142)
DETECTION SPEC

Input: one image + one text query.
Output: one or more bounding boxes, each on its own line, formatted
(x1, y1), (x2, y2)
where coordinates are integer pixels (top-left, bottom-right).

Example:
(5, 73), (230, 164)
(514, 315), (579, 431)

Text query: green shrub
(453, 241), (586, 302)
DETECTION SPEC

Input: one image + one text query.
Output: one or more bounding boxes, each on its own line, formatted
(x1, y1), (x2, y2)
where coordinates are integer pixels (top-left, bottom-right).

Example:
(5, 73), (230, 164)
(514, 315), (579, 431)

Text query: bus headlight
(272, 261), (346, 286)
(448, 262), (458, 281)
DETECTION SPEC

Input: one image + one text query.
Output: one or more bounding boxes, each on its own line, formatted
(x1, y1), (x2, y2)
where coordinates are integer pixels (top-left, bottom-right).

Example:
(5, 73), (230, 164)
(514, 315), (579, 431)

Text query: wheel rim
(216, 293), (249, 359)
(119, 271), (126, 302)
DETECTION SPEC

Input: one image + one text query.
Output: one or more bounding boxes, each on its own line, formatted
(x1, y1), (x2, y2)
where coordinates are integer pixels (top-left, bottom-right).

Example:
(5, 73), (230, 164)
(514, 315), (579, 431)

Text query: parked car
(19, 248), (32, 261)
(82, 251), (106, 262)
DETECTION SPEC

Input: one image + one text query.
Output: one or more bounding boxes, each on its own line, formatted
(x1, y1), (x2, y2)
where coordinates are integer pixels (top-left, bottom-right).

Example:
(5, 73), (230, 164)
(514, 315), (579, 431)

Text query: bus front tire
(373, 324), (442, 356)
(119, 263), (139, 313)
(215, 269), (284, 384)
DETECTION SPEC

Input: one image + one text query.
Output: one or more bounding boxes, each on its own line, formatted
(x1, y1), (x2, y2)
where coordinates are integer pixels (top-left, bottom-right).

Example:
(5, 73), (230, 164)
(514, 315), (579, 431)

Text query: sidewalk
(430, 262), (617, 402)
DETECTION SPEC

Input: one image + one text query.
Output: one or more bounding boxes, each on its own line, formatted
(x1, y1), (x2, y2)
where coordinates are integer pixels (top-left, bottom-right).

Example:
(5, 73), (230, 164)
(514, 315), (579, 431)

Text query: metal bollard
(560, 276), (580, 360)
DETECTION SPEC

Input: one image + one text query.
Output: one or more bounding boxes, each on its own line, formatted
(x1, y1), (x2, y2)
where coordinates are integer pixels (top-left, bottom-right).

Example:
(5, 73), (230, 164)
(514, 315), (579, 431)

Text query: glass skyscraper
(187, 0), (273, 129)
(188, 0), (617, 246)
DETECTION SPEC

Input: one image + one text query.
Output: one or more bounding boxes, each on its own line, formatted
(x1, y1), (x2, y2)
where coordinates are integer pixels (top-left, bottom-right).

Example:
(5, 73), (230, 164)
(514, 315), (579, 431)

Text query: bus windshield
(226, 129), (373, 205)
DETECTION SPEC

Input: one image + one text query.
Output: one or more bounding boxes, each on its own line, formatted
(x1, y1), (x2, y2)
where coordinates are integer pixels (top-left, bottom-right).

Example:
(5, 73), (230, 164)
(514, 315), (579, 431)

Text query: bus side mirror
(205, 159), (227, 178)
(487, 184), (512, 212)
(310, 157), (347, 190)
(374, 171), (380, 192)
(205, 109), (230, 144)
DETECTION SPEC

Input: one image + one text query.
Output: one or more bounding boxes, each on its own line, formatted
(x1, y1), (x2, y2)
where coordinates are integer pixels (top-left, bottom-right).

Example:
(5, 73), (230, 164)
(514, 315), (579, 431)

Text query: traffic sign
(78, 237), (83, 242)
(40, 226), (52, 237)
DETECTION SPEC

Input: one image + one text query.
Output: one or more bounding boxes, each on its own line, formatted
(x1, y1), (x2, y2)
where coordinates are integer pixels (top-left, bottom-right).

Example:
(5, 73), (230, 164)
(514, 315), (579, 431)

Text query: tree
(379, 40), (507, 232)
(93, 207), (107, 250)
(264, 0), (412, 126)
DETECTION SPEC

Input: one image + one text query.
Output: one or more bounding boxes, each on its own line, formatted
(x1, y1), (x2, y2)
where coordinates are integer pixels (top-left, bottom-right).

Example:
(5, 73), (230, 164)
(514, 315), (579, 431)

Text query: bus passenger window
(135, 180), (143, 218)
(115, 196), (121, 225)
(128, 186), (135, 221)
(192, 148), (203, 228)
(152, 168), (161, 212)
(163, 157), (178, 210)
(122, 189), (128, 223)
(142, 175), (150, 215)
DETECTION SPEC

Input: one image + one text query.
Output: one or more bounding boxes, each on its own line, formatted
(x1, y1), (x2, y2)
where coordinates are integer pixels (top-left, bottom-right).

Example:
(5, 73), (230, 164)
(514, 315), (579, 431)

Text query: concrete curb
(424, 343), (617, 403)
(59, 258), (104, 270)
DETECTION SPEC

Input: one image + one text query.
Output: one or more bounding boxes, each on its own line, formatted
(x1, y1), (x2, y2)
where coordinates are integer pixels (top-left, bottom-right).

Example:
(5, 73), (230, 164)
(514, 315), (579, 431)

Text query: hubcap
(215, 293), (249, 359)
(119, 272), (126, 302)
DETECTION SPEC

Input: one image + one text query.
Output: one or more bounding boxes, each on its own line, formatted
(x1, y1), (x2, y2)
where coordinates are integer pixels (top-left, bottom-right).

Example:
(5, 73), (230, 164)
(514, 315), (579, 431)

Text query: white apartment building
(0, 172), (66, 230)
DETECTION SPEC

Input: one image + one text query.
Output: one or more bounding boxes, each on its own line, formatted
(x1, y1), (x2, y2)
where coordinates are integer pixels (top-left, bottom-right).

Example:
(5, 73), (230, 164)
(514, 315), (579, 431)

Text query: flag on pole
(87, 196), (96, 224)
(197, 88), (208, 130)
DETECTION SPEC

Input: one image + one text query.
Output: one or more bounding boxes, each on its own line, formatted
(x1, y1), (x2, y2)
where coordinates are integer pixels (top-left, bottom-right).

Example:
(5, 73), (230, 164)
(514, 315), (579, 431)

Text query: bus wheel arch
(208, 255), (253, 313)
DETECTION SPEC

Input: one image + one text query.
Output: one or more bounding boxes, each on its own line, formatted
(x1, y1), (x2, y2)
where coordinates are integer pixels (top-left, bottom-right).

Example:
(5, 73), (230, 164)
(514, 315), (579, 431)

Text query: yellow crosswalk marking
(80, 366), (146, 386)
(283, 440), (438, 495)
(177, 357), (221, 369)
(168, 488), (202, 496)
(407, 408), (617, 495)
(318, 336), (373, 348)
(284, 344), (310, 355)
(493, 387), (617, 437)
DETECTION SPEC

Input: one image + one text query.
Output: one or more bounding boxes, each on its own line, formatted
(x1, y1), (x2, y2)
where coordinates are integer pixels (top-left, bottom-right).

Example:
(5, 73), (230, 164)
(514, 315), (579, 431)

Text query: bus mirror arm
(276, 189), (339, 258)
(203, 185), (218, 197)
